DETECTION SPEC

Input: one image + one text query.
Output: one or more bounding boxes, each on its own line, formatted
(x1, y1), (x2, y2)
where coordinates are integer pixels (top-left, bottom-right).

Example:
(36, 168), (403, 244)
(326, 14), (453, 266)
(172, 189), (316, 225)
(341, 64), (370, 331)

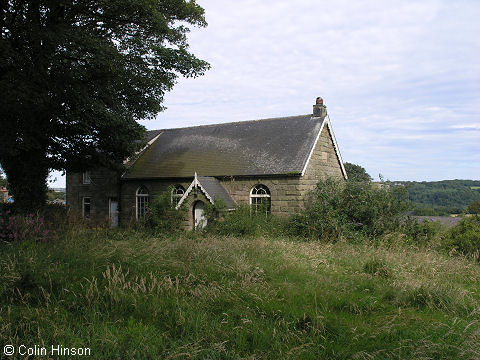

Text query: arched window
(136, 186), (149, 220)
(250, 184), (271, 215)
(171, 185), (185, 207)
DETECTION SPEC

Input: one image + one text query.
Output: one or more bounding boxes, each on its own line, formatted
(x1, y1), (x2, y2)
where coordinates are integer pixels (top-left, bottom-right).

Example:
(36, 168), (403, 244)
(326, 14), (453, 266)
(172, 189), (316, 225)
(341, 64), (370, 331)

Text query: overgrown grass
(1, 228), (479, 359)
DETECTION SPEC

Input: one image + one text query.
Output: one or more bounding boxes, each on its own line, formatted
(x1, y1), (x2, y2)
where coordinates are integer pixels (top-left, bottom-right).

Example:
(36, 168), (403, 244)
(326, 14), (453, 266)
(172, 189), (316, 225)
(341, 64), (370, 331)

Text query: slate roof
(123, 114), (325, 179)
(197, 176), (236, 209)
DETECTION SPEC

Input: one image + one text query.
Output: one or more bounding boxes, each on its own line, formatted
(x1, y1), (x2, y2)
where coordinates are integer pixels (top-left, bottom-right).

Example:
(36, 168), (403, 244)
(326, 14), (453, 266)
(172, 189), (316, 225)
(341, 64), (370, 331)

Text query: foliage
(1, 230), (480, 358)
(0, 206), (55, 243)
(0, 0), (209, 210)
(289, 178), (410, 241)
(399, 180), (480, 215)
(442, 216), (480, 261)
(402, 218), (445, 246)
(147, 187), (186, 234)
(203, 197), (228, 223)
(467, 200), (480, 214)
(206, 204), (287, 237)
(412, 206), (452, 216)
(344, 162), (373, 182)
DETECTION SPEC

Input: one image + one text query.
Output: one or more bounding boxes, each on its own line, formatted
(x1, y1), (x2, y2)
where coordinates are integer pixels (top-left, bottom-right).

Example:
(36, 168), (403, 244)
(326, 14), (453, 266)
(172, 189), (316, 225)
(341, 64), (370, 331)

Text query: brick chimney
(313, 97), (327, 117)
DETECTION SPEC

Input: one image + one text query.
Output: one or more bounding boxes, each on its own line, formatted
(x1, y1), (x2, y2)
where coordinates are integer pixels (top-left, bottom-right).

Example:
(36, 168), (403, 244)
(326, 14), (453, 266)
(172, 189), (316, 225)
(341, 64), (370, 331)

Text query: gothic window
(136, 186), (149, 220)
(250, 184), (271, 215)
(171, 185), (185, 207)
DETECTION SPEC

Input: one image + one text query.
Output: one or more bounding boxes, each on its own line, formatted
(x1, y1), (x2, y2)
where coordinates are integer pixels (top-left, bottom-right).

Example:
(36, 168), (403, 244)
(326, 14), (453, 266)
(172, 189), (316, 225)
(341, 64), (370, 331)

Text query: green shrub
(148, 187), (186, 234)
(204, 198), (228, 223)
(289, 178), (409, 241)
(206, 204), (287, 237)
(403, 218), (445, 245)
(467, 200), (480, 214)
(442, 215), (480, 261)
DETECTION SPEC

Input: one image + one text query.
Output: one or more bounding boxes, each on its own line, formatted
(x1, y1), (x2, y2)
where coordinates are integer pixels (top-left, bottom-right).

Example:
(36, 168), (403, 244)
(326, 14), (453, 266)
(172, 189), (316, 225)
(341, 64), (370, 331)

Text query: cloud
(50, 0), (480, 187)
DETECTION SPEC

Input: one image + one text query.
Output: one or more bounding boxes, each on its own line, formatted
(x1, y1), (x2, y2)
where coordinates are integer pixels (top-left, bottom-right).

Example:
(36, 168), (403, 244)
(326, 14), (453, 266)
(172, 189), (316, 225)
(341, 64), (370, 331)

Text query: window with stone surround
(136, 186), (149, 220)
(250, 184), (271, 215)
(82, 197), (91, 218)
(82, 171), (91, 184)
(171, 185), (185, 207)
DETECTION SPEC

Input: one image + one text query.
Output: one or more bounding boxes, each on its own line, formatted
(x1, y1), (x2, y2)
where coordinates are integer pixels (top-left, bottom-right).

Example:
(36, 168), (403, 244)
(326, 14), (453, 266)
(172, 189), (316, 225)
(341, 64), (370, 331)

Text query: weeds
(443, 215), (480, 261)
(206, 204), (287, 237)
(289, 178), (410, 241)
(1, 230), (479, 359)
(147, 186), (187, 234)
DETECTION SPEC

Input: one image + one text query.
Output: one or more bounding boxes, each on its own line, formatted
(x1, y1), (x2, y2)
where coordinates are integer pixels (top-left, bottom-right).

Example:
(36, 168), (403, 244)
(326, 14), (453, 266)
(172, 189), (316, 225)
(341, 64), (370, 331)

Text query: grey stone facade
(66, 168), (120, 223)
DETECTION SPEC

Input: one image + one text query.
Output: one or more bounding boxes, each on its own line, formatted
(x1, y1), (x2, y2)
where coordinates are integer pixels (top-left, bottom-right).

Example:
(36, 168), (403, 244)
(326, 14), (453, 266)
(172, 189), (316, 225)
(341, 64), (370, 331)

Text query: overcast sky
(50, 0), (479, 187)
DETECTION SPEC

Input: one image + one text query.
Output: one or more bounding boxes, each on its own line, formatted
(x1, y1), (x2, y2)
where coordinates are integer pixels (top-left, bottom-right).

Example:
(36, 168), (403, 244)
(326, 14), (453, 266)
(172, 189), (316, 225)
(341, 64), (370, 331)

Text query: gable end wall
(299, 124), (344, 194)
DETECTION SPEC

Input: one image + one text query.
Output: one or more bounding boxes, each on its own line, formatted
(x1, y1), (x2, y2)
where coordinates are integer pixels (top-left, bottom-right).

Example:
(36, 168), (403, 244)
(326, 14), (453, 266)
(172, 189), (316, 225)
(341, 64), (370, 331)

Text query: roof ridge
(146, 114), (313, 133)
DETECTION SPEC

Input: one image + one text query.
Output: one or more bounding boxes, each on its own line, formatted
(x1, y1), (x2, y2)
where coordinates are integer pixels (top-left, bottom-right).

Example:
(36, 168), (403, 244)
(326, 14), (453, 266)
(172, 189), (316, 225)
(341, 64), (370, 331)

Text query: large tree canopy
(0, 0), (209, 210)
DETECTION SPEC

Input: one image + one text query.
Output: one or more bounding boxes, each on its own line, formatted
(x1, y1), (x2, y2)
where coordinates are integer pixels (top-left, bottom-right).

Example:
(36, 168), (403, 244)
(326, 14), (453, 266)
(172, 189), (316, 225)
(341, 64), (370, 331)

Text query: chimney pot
(313, 97), (327, 117)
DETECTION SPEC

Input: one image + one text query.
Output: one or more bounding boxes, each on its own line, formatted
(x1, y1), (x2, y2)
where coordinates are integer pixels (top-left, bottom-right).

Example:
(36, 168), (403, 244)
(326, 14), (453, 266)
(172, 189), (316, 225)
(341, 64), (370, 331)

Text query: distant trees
(400, 180), (480, 215)
(344, 162), (373, 182)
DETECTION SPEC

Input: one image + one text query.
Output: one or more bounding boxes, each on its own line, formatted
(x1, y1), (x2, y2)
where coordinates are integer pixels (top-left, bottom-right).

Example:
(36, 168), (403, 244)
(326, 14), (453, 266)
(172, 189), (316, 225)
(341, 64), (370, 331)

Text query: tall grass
(1, 228), (479, 359)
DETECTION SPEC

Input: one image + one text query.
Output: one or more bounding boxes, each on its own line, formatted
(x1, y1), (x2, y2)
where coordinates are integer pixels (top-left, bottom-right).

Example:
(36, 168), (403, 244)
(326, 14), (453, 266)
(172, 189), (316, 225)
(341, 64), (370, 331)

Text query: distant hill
(393, 180), (480, 215)
(49, 187), (66, 192)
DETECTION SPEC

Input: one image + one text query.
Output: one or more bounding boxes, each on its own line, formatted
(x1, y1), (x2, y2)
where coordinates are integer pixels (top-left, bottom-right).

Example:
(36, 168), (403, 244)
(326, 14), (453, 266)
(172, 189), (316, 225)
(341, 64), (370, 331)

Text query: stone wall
(66, 168), (120, 223)
(219, 123), (345, 217)
(120, 179), (192, 225)
(299, 122), (344, 196)
(219, 177), (302, 216)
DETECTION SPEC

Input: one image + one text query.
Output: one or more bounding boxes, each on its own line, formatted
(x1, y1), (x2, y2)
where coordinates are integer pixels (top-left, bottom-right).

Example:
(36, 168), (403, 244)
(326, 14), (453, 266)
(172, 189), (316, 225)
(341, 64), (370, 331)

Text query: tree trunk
(1, 149), (49, 213)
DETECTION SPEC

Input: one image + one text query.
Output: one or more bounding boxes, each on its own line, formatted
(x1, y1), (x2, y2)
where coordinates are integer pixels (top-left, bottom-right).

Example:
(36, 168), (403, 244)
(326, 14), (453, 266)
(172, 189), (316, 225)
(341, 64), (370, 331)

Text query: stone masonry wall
(120, 179), (191, 225)
(66, 168), (120, 223)
(219, 177), (302, 216)
(219, 123), (344, 217)
(298, 123), (344, 197)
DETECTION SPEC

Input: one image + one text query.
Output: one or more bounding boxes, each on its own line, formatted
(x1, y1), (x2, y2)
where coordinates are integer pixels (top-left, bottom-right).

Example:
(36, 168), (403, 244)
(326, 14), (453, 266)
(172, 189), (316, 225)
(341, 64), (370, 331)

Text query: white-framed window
(171, 185), (185, 207)
(136, 186), (149, 220)
(82, 171), (91, 184)
(250, 184), (271, 215)
(82, 197), (91, 218)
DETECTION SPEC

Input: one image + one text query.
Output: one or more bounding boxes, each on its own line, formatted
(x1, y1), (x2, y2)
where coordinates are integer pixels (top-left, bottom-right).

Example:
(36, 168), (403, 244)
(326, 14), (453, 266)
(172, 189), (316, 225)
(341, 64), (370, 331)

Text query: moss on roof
(123, 114), (324, 179)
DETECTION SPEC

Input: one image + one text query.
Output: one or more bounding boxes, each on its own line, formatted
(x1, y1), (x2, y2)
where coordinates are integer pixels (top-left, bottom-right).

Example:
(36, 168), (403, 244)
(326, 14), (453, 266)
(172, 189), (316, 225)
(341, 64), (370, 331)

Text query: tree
(344, 162), (373, 182)
(0, 0), (209, 211)
(467, 200), (480, 214)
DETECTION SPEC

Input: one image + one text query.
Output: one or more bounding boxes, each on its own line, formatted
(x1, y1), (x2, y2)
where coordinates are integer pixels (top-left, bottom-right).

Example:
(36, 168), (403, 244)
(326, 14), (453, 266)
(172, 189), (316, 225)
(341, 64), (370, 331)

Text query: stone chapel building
(66, 98), (347, 229)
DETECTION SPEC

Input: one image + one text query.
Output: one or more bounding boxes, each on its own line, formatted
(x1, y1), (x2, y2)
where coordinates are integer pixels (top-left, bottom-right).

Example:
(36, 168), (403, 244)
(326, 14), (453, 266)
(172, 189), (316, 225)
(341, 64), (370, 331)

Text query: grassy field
(1, 229), (480, 359)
